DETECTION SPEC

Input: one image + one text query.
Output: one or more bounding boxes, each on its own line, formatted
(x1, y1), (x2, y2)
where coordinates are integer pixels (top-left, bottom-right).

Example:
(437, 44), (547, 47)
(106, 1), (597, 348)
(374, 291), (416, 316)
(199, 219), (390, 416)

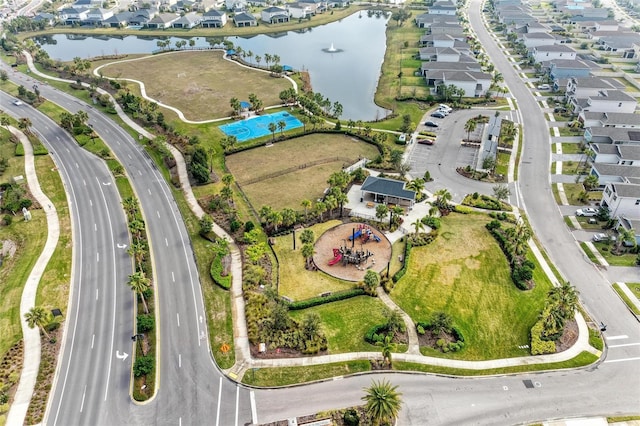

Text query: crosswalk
(603, 335), (640, 364)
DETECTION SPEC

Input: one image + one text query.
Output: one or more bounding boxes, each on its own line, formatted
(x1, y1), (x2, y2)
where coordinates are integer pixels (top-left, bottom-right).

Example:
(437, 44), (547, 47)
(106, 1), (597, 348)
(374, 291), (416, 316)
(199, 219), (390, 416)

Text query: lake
(37, 11), (391, 121)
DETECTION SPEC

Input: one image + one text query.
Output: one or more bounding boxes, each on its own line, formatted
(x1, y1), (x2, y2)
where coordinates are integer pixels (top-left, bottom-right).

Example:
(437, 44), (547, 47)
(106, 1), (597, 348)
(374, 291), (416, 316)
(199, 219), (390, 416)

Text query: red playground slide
(328, 249), (342, 266)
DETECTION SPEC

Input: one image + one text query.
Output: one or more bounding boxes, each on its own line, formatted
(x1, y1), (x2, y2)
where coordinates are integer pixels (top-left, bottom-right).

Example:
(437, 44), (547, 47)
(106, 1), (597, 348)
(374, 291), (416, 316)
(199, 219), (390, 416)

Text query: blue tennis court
(218, 111), (303, 142)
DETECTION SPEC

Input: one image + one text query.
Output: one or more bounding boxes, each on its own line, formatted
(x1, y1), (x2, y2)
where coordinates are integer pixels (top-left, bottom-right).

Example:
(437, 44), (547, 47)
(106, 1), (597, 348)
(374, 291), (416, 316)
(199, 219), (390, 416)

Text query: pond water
(37, 11), (391, 120)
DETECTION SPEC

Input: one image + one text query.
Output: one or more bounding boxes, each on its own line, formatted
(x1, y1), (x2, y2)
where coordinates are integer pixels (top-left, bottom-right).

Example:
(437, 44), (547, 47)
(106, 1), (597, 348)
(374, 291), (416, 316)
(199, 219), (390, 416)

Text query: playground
(218, 111), (303, 142)
(313, 223), (392, 282)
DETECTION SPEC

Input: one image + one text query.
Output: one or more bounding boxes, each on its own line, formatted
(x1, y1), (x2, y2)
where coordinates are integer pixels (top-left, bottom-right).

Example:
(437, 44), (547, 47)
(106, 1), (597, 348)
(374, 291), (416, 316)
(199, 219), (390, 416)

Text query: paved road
(0, 90), (134, 425)
(0, 66), (255, 425)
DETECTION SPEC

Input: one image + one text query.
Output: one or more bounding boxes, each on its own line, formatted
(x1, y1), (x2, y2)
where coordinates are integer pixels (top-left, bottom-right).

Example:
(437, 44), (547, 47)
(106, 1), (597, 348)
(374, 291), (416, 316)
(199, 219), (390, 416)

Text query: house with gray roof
(590, 163), (640, 186)
(589, 143), (640, 164)
(261, 6), (289, 23)
(103, 11), (133, 27)
(421, 61), (482, 77)
(147, 13), (179, 28)
(414, 13), (457, 28)
(530, 44), (576, 63)
(360, 176), (416, 208)
(580, 112), (640, 129)
(522, 32), (557, 48)
(233, 11), (257, 26)
(201, 9), (227, 27)
(566, 76), (624, 97)
(585, 127), (640, 145)
(419, 33), (466, 47)
(597, 34), (640, 58)
(172, 11), (201, 28)
(544, 58), (593, 80)
(33, 12), (56, 26)
(129, 8), (156, 26)
(429, 22), (465, 36)
(615, 215), (640, 243)
(60, 7), (89, 25)
(570, 90), (637, 115)
(428, 0), (457, 15)
(425, 70), (492, 97)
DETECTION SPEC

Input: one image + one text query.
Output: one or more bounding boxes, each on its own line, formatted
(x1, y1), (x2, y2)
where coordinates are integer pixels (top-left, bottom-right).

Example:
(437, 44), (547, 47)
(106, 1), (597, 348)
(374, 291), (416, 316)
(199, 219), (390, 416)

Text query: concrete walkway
(6, 127), (60, 426)
(376, 287), (420, 355)
(22, 51), (601, 383)
(615, 282), (640, 313)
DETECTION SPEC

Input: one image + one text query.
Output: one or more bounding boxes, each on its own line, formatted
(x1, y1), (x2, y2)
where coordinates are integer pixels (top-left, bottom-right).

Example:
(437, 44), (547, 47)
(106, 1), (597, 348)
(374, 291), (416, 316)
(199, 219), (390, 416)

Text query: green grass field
(275, 220), (356, 301)
(226, 134), (378, 211)
(390, 213), (552, 360)
(242, 360), (371, 386)
(289, 295), (389, 353)
(100, 50), (293, 121)
(612, 283), (640, 315)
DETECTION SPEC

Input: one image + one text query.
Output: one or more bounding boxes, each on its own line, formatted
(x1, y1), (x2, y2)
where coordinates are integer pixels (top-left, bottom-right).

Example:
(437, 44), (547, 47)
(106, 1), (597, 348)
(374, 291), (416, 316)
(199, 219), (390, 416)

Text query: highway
(5, 1), (638, 422)
(0, 90), (134, 425)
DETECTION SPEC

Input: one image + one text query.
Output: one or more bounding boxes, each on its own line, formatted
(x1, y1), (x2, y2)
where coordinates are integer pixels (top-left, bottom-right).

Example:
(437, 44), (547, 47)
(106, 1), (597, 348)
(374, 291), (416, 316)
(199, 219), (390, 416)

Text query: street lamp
(131, 334), (144, 354)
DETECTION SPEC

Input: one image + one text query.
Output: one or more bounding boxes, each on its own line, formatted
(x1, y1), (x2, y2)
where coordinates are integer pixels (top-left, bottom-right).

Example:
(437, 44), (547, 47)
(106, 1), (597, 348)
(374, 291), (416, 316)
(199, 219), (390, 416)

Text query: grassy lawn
(558, 183), (589, 205)
(289, 295), (389, 353)
(557, 127), (585, 137)
(242, 360), (371, 386)
(627, 282), (640, 301)
(612, 283), (640, 315)
(592, 243), (638, 267)
(226, 134), (378, 211)
(580, 242), (599, 264)
(560, 143), (584, 154)
(390, 213), (552, 360)
(275, 220), (356, 301)
(100, 50), (292, 121)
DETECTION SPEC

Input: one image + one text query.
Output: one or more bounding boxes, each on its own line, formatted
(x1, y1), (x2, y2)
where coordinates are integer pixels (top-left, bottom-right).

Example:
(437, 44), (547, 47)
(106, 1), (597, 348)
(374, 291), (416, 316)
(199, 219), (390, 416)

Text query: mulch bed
(25, 326), (63, 424)
(250, 345), (327, 359)
(260, 405), (370, 426)
(555, 318), (579, 353)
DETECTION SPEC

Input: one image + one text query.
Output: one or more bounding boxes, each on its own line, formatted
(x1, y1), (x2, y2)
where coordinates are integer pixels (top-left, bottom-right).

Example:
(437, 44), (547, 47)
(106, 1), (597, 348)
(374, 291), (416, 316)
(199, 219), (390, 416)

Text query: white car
(12, 99), (22, 106)
(576, 207), (597, 217)
(592, 233), (609, 242)
(438, 104), (452, 112)
(536, 84), (551, 91)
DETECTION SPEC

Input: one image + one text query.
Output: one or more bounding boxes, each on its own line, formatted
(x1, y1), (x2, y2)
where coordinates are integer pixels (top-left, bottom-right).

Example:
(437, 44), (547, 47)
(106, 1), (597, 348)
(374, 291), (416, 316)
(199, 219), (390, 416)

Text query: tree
(301, 199), (312, 221)
(493, 184), (511, 203)
(376, 204), (389, 222)
(128, 240), (147, 270)
(268, 122), (277, 141)
(301, 312), (321, 341)
(434, 188), (452, 209)
(301, 243), (315, 268)
(389, 205), (404, 227)
(505, 220), (531, 258)
(199, 214), (214, 236)
(230, 97), (241, 116)
(431, 311), (452, 337)
(614, 227), (636, 254)
(18, 117), (32, 135)
(363, 270), (379, 295)
(362, 379), (403, 426)
(548, 281), (579, 320)
(277, 120), (286, 136)
(128, 271), (151, 314)
(376, 334), (395, 366)
(25, 306), (51, 339)
(300, 229), (314, 245)
(464, 118), (477, 142)
(583, 174), (599, 191)
(411, 219), (425, 236)
(314, 201), (327, 222)
(406, 178), (425, 196)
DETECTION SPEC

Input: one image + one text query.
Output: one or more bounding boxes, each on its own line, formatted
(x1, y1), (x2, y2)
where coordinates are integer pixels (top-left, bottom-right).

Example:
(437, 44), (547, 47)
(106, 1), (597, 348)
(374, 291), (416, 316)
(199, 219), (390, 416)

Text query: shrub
(230, 219), (242, 233)
(288, 288), (365, 310)
(364, 324), (389, 344)
(392, 241), (412, 283)
(343, 408), (360, 426)
(15, 144), (24, 156)
(417, 324), (425, 335)
(137, 314), (155, 333)
(421, 216), (441, 230)
(210, 255), (231, 290)
(2, 214), (12, 226)
(453, 205), (472, 214)
(244, 221), (255, 233)
(530, 320), (556, 355)
(133, 355), (154, 377)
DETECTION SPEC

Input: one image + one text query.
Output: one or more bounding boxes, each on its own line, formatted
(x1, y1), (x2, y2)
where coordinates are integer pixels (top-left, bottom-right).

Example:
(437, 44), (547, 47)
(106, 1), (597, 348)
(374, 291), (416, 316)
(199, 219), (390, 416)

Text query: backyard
(226, 133), (379, 211)
(390, 213), (552, 360)
(99, 50), (292, 121)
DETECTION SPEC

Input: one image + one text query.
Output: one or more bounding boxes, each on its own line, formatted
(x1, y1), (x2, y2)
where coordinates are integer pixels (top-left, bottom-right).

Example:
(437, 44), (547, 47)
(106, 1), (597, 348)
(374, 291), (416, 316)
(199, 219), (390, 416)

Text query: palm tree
(0, 114), (9, 129)
(406, 178), (425, 196)
(277, 120), (286, 137)
(362, 379), (403, 426)
(301, 199), (312, 222)
(18, 117), (32, 135)
(128, 271), (151, 314)
(411, 219), (425, 236)
(335, 191), (349, 218)
(301, 243), (315, 268)
(464, 118), (477, 142)
(376, 334), (396, 367)
(122, 196), (139, 217)
(128, 219), (145, 242)
(314, 201), (327, 222)
(255, 55), (262, 67)
(505, 220), (531, 257)
(324, 194), (337, 219)
(268, 122), (277, 142)
(548, 281), (579, 320)
(230, 97), (241, 116)
(434, 188), (452, 209)
(389, 205), (404, 227)
(128, 240), (147, 270)
(25, 306), (51, 339)
(614, 227), (636, 254)
(246, 50), (253, 64)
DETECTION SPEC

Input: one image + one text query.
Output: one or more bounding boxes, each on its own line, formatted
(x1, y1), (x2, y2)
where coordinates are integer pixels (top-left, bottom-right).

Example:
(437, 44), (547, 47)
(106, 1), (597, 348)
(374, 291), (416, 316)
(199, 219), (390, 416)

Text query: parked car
(417, 139), (435, 145)
(438, 104), (452, 112)
(436, 108), (450, 115)
(576, 207), (597, 217)
(424, 121), (439, 127)
(431, 111), (446, 118)
(592, 233), (611, 242)
(554, 107), (567, 113)
(537, 84), (551, 90)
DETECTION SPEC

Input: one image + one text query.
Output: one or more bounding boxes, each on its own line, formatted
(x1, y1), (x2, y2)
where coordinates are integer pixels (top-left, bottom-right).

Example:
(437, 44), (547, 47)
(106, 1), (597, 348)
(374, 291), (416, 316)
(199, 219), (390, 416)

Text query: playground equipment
(328, 248), (342, 266)
(348, 224), (381, 244)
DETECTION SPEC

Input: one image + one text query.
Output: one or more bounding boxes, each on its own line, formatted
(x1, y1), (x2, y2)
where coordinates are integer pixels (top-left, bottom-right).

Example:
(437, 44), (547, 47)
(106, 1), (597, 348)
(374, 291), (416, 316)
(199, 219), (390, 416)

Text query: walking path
(23, 52), (601, 384)
(6, 127), (60, 426)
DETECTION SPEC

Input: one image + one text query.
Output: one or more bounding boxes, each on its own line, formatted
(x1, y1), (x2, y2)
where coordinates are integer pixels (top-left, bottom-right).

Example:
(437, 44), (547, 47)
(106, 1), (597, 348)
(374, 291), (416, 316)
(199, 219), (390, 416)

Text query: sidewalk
(22, 51), (601, 383)
(6, 127), (60, 426)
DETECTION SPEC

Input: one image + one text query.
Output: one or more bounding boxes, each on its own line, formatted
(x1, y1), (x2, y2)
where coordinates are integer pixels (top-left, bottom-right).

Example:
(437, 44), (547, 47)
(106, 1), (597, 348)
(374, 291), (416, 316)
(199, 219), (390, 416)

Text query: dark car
(431, 112), (446, 118)
(424, 121), (439, 127)
(417, 139), (435, 145)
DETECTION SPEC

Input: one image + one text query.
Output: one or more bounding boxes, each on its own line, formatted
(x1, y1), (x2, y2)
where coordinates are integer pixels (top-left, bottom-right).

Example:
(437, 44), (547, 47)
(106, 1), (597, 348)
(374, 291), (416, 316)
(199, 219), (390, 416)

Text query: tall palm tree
(434, 188), (452, 209)
(324, 194), (337, 219)
(268, 122), (277, 142)
(301, 199), (312, 221)
(314, 201), (327, 222)
(301, 243), (315, 268)
(548, 281), (579, 320)
(122, 196), (139, 217)
(464, 118), (477, 142)
(25, 306), (51, 339)
(128, 271), (151, 314)
(411, 219), (425, 236)
(277, 120), (286, 137)
(389, 205), (404, 227)
(128, 240), (147, 270)
(362, 379), (403, 426)
(334, 191), (349, 218)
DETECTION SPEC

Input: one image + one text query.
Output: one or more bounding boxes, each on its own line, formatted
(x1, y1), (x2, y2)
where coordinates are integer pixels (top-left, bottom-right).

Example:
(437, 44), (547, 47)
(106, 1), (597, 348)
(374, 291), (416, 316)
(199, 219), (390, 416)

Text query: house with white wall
(602, 183), (640, 219)
(580, 112), (640, 129)
(530, 44), (576, 63)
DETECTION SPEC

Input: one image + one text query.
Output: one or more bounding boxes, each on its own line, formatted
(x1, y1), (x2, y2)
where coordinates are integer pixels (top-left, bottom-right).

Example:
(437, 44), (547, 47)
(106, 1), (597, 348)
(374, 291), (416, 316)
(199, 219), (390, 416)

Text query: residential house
(172, 11), (201, 27)
(498, 11), (534, 26)
(225, 0), (246, 10)
(427, 70), (492, 97)
(428, 0), (457, 15)
(429, 23), (465, 36)
(525, 21), (550, 33)
(566, 76), (624, 98)
(419, 33), (466, 47)
(32, 12), (56, 26)
(261, 6), (289, 23)
(602, 181), (640, 218)
(589, 143), (640, 164)
(233, 11), (257, 26)
(567, 8), (610, 22)
(129, 8), (156, 26)
(584, 127), (640, 144)
(147, 13), (179, 28)
(85, 8), (114, 25)
(570, 90), (637, 114)
(580, 112), (640, 129)
(530, 44), (576, 63)
(421, 61), (482, 77)
(522, 32), (558, 48)
(598, 34), (640, 58)
(298, 0), (327, 13)
(414, 13), (457, 28)
(590, 163), (640, 186)
(544, 58), (592, 80)
(201, 9), (227, 27)
(288, 2), (313, 18)
(103, 11), (133, 27)
(615, 216), (640, 243)
(72, 0), (103, 7)
(418, 47), (473, 62)
(60, 7), (90, 25)
(594, 20), (620, 32)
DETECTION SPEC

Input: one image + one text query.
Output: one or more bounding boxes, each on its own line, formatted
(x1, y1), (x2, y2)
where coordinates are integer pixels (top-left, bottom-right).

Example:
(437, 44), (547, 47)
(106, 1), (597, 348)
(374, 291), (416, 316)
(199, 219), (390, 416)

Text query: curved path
(5, 126), (59, 426)
(93, 49), (299, 125)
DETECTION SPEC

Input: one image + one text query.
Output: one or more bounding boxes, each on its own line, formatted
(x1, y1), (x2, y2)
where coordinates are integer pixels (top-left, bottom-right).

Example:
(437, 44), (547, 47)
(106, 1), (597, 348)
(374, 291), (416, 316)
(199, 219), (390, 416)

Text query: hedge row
(287, 288), (366, 310)
(364, 324), (390, 344)
(210, 256), (231, 290)
(392, 241), (412, 283)
(530, 320), (556, 355)
(486, 223), (534, 290)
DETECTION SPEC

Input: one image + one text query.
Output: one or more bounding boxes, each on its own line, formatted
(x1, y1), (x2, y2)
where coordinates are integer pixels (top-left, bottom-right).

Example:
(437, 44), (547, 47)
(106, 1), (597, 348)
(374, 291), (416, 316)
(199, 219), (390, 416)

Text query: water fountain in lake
(322, 42), (344, 53)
